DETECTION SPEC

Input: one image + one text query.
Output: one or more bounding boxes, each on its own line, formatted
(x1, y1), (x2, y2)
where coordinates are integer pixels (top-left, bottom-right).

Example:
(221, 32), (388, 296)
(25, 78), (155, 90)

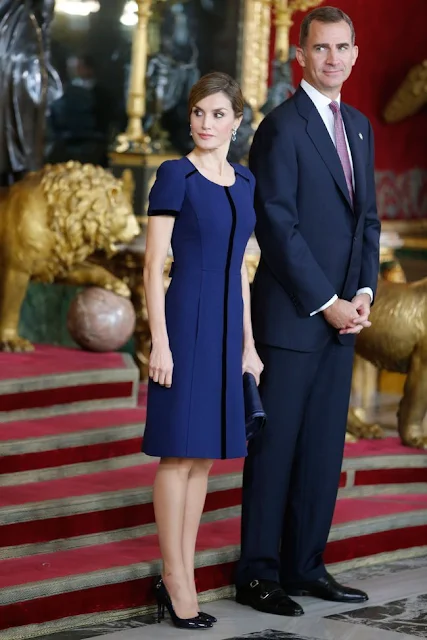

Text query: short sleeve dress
(142, 157), (256, 459)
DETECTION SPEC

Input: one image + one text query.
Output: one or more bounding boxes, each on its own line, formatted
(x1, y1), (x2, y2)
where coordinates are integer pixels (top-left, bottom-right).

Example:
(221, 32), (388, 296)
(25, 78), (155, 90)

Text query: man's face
(296, 20), (358, 98)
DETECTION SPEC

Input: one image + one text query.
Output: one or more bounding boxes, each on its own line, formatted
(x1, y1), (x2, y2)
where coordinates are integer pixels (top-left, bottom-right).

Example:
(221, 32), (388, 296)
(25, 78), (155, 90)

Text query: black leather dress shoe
(236, 579), (304, 616)
(284, 573), (368, 603)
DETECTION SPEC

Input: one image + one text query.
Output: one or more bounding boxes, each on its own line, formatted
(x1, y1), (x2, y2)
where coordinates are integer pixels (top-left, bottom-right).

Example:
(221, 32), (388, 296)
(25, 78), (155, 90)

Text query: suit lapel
(306, 115), (353, 209)
(341, 104), (366, 214)
(294, 87), (353, 211)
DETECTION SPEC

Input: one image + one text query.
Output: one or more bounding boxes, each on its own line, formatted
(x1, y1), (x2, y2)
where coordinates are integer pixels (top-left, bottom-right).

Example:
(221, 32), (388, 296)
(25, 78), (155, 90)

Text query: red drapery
(267, 0), (427, 218)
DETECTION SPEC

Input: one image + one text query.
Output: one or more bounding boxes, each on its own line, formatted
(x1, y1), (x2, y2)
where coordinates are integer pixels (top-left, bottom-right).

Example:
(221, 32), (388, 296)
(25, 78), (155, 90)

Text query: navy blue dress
(143, 157), (256, 459)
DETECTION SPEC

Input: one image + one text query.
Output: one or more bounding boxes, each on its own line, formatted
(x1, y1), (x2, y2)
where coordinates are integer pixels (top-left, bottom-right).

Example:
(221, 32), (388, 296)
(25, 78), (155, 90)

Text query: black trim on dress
(148, 209), (179, 217)
(222, 186), (237, 459)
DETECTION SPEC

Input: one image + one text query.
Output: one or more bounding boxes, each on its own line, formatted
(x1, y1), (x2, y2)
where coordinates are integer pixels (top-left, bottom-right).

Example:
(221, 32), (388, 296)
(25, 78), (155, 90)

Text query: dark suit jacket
(250, 86), (381, 352)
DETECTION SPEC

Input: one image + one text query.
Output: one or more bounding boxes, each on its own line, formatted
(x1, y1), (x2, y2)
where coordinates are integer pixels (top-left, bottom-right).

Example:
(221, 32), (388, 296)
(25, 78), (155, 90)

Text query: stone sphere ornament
(67, 287), (136, 352)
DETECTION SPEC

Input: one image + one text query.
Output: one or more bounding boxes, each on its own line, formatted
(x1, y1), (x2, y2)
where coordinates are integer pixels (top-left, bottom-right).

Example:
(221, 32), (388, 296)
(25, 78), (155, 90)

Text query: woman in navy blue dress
(143, 72), (263, 628)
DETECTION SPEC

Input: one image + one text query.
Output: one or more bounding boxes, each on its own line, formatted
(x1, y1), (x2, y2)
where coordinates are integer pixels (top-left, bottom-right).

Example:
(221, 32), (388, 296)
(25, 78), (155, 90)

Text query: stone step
(1, 498), (426, 638)
(0, 346), (139, 422)
(0, 409), (147, 477)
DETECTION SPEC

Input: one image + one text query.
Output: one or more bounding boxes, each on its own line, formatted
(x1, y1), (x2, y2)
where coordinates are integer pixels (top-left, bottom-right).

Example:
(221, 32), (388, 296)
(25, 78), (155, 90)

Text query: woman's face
(190, 91), (241, 151)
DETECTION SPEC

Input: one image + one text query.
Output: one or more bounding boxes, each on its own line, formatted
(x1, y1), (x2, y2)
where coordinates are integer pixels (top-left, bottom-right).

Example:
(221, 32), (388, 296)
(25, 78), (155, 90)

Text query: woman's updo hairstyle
(188, 71), (244, 119)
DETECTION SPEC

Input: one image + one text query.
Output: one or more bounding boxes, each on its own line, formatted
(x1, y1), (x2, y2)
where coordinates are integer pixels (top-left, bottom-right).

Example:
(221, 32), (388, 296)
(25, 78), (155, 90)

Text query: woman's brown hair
(188, 72), (244, 119)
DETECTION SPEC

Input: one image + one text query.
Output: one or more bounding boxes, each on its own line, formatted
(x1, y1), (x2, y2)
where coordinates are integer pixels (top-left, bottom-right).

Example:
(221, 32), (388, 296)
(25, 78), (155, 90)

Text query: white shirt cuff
(310, 294), (338, 317)
(356, 287), (373, 303)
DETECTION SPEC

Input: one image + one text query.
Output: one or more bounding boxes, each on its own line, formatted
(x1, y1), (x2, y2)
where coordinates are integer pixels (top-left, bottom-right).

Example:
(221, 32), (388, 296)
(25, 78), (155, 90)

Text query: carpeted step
(0, 460), (243, 553)
(0, 346), (139, 422)
(1, 495), (426, 636)
(2, 416), (424, 483)
(1, 453), (426, 560)
(0, 408), (146, 475)
(343, 437), (425, 458)
(0, 453), (150, 487)
(340, 437), (427, 493)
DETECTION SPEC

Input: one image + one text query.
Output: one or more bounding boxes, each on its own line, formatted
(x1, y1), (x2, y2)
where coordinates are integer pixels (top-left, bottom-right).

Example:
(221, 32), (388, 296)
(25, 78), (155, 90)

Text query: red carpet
(0, 345), (138, 415)
(0, 459), (242, 506)
(1, 495), (427, 590)
(0, 347), (426, 638)
(0, 408), (147, 441)
(0, 346), (126, 379)
(344, 437), (425, 457)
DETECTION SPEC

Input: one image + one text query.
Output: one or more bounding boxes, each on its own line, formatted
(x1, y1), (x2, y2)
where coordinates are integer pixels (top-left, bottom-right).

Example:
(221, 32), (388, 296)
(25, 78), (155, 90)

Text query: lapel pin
(358, 132), (363, 140)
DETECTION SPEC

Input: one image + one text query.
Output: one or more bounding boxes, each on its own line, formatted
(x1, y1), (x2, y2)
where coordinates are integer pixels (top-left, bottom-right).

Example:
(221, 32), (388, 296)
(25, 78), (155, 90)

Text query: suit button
(353, 236), (358, 242)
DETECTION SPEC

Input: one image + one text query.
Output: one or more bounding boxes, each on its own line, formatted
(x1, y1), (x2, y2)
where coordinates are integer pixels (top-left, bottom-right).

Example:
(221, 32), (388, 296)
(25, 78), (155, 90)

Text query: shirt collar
(300, 79), (341, 109)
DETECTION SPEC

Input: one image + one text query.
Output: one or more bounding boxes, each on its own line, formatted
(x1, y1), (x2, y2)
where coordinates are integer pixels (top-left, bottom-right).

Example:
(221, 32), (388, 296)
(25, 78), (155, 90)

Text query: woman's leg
(181, 458), (214, 609)
(153, 456), (197, 618)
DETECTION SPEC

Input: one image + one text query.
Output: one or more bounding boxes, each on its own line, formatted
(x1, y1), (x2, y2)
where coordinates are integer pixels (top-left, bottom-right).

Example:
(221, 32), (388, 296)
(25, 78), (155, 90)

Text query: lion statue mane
(0, 161), (140, 352)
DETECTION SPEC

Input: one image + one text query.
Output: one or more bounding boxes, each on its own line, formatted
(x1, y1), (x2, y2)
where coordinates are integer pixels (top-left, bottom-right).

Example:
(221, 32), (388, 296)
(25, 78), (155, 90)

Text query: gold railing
(239, 0), (323, 122)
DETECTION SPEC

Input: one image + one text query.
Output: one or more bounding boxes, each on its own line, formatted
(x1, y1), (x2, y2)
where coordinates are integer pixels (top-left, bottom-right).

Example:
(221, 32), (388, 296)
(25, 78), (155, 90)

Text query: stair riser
(2, 482), (427, 554)
(0, 489), (242, 549)
(3, 452), (425, 485)
(0, 507), (243, 561)
(0, 382), (136, 419)
(1, 524), (426, 633)
(353, 467), (427, 485)
(0, 438), (143, 475)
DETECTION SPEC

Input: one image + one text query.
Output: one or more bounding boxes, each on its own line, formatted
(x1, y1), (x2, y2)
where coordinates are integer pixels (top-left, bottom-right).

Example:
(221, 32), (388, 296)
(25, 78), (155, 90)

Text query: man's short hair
(299, 6), (355, 48)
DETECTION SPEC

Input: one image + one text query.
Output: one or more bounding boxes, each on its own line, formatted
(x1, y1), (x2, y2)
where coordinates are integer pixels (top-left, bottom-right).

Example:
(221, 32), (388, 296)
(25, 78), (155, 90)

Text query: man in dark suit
(235, 6), (381, 616)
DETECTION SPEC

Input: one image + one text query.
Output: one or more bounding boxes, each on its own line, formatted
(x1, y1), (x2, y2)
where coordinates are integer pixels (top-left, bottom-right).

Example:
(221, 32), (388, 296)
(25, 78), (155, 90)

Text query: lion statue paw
(347, 407), (385, 440)
(0, 336), (35, 353)
(105, 280), (132, 298)
(400, 424), (427, 450)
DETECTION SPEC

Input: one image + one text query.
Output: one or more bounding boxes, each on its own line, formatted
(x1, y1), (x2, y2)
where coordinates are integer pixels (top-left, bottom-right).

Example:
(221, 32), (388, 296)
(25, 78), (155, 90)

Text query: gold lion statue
(352, 277), (427, 449)
(0, 162), (140, 352)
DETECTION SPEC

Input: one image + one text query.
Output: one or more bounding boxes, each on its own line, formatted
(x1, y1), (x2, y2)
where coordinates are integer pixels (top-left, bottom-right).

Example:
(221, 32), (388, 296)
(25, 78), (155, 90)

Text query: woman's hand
(149, 343), (174, 387)
(242, 343), (264, 386)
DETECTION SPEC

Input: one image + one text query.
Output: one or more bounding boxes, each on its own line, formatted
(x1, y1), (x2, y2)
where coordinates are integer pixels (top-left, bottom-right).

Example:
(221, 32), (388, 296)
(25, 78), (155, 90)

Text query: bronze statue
(261, 46), (297, 115)
(383, 60), (427, 123)
(346, 405), (383, 442)
(352, 277), (427, 449)
(0, 0), (62, 186)
(146, 2), (200, 153)
(0, 162), (140, 352)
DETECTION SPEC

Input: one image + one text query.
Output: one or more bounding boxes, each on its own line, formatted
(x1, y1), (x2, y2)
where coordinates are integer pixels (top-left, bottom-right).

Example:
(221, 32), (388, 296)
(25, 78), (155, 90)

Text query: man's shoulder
(342, 101), (371, 126)
(257, 95), (300, 134)
(268, 93), (299, 119)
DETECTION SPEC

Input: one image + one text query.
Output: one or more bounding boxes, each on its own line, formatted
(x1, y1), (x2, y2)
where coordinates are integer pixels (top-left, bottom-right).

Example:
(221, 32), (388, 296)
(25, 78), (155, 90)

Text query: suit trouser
(235, 339), (354, 586)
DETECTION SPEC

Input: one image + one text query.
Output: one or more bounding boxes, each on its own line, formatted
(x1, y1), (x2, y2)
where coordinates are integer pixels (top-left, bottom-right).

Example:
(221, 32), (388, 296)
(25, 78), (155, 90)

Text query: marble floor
(37, 556), (427, 640)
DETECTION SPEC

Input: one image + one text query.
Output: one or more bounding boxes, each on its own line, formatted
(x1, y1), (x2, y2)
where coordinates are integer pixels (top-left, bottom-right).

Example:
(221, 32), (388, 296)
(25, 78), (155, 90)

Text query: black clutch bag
(243, 372), (266, 440)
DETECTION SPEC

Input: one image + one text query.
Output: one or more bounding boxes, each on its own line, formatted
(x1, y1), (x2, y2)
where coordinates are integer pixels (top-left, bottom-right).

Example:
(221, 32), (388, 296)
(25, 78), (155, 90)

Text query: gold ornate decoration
(0, 162), (140, 352)
(383, 60), (427, 123)
(346, 406), (383, 442)
(273, 0), (323, 62)
(240, 0), (272, 125)
(347, 256), (405, 443)
(240, 0), (322, 123)
(350, 277), (427, 449)
(115, 0), (153, 153)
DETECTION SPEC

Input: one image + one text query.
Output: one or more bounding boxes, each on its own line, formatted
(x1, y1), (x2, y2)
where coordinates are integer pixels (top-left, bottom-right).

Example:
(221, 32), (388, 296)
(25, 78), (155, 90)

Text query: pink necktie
(329, 100), (354, 205)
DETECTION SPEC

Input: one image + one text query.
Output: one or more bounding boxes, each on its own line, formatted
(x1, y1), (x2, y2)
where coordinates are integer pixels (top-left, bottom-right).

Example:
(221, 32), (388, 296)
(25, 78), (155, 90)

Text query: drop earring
(189, 126), (193, 137)
(231, 127), (237, 142)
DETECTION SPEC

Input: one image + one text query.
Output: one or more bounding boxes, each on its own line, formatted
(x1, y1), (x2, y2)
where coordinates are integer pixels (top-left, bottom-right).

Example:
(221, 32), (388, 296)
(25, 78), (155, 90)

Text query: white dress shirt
(300, 80), (373, 315)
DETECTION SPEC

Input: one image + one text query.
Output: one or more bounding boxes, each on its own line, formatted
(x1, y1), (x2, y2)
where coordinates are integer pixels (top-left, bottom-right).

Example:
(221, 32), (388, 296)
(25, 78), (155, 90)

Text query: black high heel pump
(154, 578), (213, 629)
(198, 611), (218, 623)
